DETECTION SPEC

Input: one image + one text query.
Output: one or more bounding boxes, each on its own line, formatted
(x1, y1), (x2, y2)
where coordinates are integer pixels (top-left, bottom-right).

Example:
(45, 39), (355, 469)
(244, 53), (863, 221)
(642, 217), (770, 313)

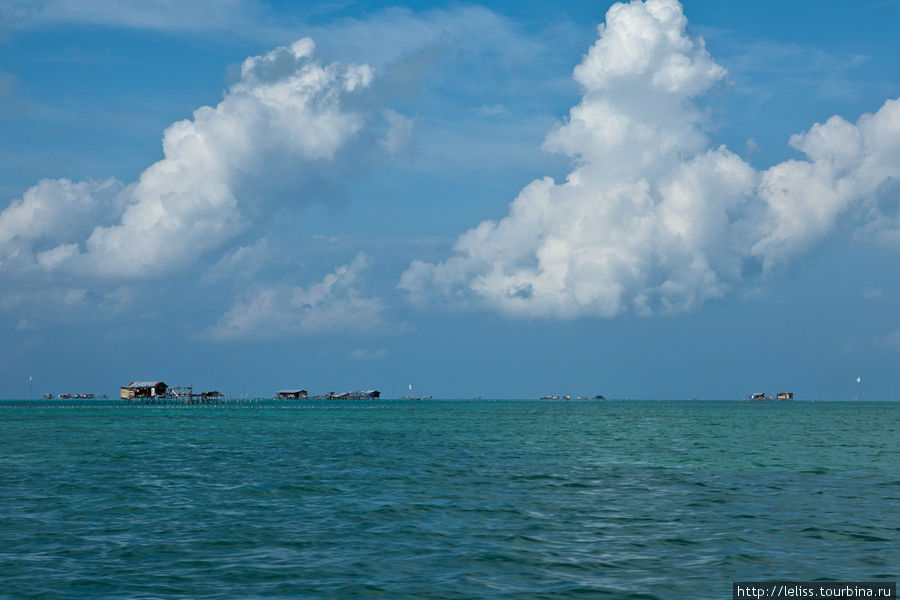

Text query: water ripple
(0, 400), (897, 599)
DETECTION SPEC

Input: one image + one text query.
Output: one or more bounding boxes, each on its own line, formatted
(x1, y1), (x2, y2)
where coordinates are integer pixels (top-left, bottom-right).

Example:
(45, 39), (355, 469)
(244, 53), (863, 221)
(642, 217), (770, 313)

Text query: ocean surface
(0, 399), (896, 599)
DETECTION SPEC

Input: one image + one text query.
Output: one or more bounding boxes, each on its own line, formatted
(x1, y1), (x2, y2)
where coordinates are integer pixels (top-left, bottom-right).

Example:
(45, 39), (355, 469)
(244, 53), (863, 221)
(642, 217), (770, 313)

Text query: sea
(0, 399), (896, 599)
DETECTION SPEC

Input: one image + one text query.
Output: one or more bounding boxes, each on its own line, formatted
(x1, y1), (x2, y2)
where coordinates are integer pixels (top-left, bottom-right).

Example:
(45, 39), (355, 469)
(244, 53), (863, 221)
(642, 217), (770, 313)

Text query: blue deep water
(0, 399), (897, 599)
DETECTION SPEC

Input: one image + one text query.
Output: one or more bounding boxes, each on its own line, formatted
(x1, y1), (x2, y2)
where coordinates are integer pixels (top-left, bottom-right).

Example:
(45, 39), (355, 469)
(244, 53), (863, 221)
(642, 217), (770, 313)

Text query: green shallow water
(0, 400), (897, 599)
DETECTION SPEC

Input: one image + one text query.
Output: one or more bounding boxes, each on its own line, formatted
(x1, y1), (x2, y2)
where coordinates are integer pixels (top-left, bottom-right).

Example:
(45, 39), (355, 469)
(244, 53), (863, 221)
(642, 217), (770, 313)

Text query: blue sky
(2, 0), (899, 400)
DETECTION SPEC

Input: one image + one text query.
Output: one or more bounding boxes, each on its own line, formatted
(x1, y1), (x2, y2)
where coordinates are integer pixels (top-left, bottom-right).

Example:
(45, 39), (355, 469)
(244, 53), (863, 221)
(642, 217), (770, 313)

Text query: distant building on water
(746, 391), (793, 401)
(275, 389), (308, 399)
(120, 381), (167, 400)
(334, 390), (380, 399)
(274, 389), (380, 399)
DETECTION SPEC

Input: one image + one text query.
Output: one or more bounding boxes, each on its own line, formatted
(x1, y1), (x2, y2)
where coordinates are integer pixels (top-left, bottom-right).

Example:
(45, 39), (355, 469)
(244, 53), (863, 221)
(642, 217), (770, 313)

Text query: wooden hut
(275, 389), (308, 399)
(120, 380), (168, 400)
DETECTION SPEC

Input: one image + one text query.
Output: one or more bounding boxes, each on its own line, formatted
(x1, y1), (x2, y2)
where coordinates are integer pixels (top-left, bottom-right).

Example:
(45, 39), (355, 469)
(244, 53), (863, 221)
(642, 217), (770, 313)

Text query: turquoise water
(1, 400), (897, 599)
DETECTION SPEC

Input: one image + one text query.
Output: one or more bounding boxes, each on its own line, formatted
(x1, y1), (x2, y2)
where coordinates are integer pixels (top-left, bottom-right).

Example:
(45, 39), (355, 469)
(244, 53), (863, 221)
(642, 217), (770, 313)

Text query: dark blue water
(1, 400), (897, 599)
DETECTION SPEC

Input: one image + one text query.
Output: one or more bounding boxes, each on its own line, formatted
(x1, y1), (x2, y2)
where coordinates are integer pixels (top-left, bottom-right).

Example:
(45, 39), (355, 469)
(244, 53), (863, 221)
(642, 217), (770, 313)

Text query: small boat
(401, 384), (429, 400)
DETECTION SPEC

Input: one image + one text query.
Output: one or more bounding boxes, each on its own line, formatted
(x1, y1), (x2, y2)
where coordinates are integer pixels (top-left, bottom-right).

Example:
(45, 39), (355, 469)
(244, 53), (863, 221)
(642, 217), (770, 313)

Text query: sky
(1, 0), (899, 400)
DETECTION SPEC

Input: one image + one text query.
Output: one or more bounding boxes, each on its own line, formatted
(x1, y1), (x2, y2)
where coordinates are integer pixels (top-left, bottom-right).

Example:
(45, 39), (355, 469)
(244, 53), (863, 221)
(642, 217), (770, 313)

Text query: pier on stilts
(120, 381), (244, 406)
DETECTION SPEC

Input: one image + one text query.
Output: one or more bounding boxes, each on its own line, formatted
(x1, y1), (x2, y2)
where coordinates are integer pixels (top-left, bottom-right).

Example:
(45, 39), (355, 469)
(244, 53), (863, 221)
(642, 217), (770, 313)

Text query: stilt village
(118, 381), (380, 404)
(40, 380), (792, 402)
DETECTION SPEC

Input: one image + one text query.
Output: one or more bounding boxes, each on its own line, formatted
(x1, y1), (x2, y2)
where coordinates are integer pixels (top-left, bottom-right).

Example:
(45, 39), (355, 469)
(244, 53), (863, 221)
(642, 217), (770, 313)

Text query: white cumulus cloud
(0, 38), (372, 279)
(0, 178), (124, 273)
(400, 0), (900, 319)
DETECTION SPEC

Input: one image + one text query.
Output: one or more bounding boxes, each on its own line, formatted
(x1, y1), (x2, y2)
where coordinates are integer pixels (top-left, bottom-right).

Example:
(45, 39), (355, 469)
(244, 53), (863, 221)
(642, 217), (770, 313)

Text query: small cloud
(63, 289), (86, 305)
(743, 137), (761, 160)
(205, 253), (389, 340)
(877, 328), (900, 349)
(37, 243), (78, 270)
(99, 286), (136, 312)
(743, 287), (768, 300)
(15, 317), (35, 332)
(839, 341), (857, 355)
(9, 0), (268, 37)
(348, 348), (389, 360)
(862, 287), (883, 300)
(203, 239), (273, 283)
(0, 69), (18, 98)
(378, 109), (414, 157)
(476, 104), (510, 117)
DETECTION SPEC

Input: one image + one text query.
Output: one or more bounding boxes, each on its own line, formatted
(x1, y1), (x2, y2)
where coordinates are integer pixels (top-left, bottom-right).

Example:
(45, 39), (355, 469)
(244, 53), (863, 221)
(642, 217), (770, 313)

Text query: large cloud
(400, 0), (900, 318)
(0, 38), (372, 278)
(752, 101), (900, 265)
(0, 177), (123, 273)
